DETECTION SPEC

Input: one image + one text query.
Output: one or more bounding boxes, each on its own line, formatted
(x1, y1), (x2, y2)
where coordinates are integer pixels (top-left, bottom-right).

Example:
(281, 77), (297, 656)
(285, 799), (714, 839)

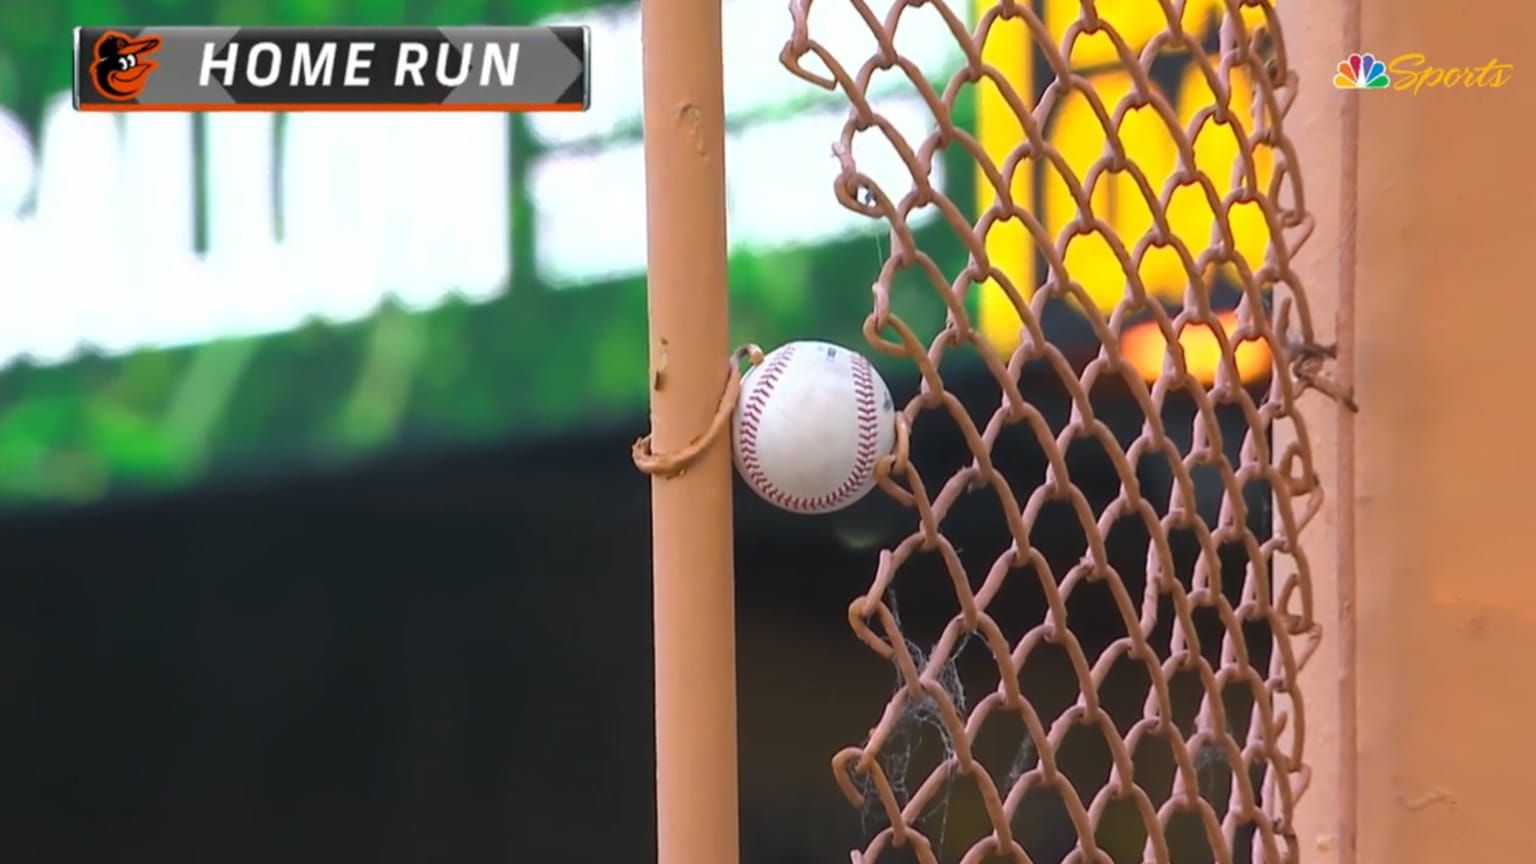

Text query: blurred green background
(0, 0), (977, 507)
(0, 0), (1253, 509)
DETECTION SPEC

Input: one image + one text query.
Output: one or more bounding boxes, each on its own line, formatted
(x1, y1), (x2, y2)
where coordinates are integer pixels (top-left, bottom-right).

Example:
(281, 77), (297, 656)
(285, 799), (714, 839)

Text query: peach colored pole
(638, 0), (739, 863)
(1288, 1), (1536, 862)
(1349, 0), (1534, 860)
(1276, 0), (1355, 860)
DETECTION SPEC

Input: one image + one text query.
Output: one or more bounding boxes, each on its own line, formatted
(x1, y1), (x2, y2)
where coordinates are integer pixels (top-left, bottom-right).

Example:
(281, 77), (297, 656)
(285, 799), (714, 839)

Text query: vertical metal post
(1288, 0), (1536, 862)
(1277, 0), (1354, 861)
(639, 1), (739, 863)
(1345, 0), (1534, 860)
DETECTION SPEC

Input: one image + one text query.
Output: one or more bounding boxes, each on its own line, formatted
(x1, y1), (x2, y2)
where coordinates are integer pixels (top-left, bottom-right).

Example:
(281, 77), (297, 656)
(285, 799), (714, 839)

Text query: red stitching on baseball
(737, 346), (881, 514)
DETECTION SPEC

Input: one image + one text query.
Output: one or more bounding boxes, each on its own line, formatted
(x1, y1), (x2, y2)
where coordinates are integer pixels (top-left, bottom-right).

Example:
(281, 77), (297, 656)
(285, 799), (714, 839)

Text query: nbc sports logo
(1335, 52), (1391, 89)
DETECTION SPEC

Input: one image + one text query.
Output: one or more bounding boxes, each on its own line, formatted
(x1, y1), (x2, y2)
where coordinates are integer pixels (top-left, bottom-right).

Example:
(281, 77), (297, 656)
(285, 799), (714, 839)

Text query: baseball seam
(738, 347), (881, 514)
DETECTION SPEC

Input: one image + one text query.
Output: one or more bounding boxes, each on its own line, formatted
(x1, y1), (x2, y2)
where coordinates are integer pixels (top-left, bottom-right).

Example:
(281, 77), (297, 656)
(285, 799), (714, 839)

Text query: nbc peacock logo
(1335, 52), (1391, 89)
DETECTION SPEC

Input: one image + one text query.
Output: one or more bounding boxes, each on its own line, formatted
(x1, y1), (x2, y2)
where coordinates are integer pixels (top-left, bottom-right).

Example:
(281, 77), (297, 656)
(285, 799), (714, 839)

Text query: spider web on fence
(848, 590), (981, 850)
(779, 0), (1334, 861)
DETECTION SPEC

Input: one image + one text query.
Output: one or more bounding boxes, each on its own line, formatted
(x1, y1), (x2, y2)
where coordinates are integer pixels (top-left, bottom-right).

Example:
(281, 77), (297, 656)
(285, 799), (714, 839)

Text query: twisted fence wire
(777, 0), (1333, 861)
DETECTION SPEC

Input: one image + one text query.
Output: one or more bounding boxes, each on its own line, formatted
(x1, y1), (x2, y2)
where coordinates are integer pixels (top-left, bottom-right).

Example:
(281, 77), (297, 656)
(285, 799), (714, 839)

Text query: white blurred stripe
(530, 95), (943, 286)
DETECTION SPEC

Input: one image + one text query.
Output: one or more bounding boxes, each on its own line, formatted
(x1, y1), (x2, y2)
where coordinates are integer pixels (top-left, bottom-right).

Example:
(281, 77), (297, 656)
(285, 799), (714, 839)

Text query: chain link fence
(775, 1), (1335, 860)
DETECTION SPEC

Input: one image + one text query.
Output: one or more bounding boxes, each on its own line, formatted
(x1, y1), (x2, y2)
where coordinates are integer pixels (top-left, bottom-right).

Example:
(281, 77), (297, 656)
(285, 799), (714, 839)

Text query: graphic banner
(73, 26), (589, 111)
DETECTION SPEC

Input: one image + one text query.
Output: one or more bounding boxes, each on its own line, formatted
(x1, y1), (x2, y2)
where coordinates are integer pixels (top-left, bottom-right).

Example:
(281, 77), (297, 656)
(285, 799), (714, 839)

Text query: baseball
(731, 340), (898, 515)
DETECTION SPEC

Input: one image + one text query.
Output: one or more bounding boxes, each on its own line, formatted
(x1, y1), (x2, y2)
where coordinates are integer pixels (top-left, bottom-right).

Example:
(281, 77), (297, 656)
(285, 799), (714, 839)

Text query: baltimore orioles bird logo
(91, 31), (163, 101)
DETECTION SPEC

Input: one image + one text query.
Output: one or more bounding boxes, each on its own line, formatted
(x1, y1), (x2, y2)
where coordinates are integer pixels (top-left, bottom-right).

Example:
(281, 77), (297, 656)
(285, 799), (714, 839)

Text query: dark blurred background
(0, 366), (1273, 864)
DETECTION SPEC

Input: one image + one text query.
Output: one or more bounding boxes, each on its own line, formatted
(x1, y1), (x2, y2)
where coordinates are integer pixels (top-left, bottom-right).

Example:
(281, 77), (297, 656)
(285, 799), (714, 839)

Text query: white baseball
(732, 340), (897, 514)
